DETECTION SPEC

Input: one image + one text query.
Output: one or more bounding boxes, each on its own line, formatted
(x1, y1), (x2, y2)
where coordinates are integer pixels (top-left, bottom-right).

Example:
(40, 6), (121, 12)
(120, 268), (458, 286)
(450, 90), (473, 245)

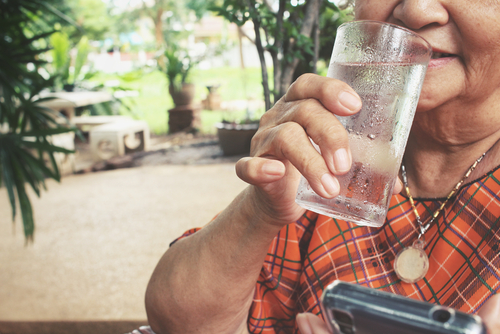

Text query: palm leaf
(24, 127), (77, 137)
(35, 1), (81, 28)
(12, 151), (42, 197)
(12, 48), (53, 60)
(20, 140), (75, 154)
(19, 30), (57, 46)
(16, 147), (57, 182)
(11, 158), (35, 241)
(0, 149), (17, 221)
(12, 148), (56, 197)
(45, 150), (60, 182)
(0, 0), (82, 241)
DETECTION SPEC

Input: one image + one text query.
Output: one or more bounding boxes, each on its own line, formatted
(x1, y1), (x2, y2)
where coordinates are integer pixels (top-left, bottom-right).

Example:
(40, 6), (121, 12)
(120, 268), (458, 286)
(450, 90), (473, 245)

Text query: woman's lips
(428, 55), (458, 69)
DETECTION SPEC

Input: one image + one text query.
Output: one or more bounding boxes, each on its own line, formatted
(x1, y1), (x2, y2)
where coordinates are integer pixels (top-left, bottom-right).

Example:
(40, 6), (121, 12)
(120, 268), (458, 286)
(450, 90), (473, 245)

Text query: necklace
(394, 153), (486, 284)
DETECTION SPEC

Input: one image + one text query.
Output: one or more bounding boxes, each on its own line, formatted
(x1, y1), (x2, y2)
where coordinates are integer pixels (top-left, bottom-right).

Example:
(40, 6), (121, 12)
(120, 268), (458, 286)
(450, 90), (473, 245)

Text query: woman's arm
(145, 74), (363, 334)
(145, 187), (286, 334)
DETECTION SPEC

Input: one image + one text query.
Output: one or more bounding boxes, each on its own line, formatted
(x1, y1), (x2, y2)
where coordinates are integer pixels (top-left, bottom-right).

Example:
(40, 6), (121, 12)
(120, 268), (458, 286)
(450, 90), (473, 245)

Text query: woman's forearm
(145, 186), (285, 334)
(145, 74), (361, 333)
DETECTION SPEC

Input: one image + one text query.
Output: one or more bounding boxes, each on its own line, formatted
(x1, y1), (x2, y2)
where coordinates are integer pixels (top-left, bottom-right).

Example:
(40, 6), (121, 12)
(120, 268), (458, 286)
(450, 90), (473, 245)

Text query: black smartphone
(321, 280), (487, 334)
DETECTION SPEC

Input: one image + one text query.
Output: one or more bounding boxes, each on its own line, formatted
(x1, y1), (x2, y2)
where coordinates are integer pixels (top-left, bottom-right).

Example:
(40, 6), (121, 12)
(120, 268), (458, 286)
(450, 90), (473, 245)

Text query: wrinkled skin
(145, 0), (500, 333)
(290, 0), (500, 332)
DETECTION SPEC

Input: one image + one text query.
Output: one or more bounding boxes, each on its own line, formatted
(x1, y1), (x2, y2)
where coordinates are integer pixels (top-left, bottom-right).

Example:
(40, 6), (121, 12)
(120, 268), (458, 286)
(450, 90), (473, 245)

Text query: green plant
(50, 32), (91, 90)
(73, 36), (90, 85)
(211, 0), (352, 110)
(49, 31), (71, 88)
(162, 45), (198, 93)
(0, 0), (77, 242)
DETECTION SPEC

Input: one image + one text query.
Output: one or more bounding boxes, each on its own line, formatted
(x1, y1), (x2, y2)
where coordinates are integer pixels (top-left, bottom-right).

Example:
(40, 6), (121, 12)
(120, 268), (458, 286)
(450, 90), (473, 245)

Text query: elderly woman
(143, 0), (500, 333)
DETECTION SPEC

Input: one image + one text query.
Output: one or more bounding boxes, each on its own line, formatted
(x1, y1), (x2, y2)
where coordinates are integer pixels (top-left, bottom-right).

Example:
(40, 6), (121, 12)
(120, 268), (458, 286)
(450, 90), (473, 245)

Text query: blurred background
(0, 0), (352, 333)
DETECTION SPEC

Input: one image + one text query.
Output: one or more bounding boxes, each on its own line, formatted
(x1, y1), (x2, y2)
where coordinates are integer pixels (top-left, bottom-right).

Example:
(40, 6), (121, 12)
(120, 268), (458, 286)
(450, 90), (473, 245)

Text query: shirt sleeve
(248, 212), (318, 334)
(168, 212), (317, 333)
(169, 213), (221, 247)
(169, 227), (201, 247)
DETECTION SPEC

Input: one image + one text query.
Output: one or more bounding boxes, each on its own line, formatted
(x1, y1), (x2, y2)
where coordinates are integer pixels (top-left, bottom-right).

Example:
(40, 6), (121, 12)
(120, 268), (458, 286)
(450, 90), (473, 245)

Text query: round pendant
(394, 240), (429, 284)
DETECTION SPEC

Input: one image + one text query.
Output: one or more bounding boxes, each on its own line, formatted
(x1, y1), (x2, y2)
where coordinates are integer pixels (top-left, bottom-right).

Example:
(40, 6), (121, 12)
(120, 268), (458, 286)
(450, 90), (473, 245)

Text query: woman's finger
(254, 74), (361, 179)
(271, 98), (352, 176)
(235, 157), (286, 186)
(285, 73), (362, 116)
(393, 177), (403, 194)
(478, 294), (500, 334)
(254, 122), (340, 198)
(296, 313), (335, 334)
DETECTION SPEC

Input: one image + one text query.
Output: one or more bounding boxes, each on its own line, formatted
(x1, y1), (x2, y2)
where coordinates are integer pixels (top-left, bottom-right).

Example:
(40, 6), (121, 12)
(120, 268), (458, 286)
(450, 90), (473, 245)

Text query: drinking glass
(295, 20), (432, 227)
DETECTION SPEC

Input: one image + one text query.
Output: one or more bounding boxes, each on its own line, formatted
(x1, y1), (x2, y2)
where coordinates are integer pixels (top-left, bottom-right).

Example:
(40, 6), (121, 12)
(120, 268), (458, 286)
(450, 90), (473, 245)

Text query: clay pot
(169, 83), (195, 107)
(215, 122), (259, 156)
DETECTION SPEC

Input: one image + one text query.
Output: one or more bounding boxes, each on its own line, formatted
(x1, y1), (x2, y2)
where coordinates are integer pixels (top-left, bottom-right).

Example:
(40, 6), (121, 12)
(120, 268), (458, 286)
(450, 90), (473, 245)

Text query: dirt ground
(75, 132), (245, 171)
(0, 134), (249, 334)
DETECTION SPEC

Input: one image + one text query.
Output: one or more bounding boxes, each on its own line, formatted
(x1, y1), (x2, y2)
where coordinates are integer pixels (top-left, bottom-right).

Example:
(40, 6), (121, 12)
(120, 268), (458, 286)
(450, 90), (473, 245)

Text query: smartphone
(321, 280), (486, 334)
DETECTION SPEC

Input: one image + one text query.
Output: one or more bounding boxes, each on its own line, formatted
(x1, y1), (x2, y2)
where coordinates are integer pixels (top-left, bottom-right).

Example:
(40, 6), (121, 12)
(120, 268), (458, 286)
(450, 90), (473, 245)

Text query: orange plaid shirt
(176, 166), (500, 334)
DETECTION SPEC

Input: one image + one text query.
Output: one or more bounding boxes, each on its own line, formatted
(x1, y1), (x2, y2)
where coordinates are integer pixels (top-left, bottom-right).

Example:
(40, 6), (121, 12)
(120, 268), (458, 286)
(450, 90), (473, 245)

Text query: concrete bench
(89, 120), (150, 162)
(73, 115), (132, 133)
(50, 132), (76, 175)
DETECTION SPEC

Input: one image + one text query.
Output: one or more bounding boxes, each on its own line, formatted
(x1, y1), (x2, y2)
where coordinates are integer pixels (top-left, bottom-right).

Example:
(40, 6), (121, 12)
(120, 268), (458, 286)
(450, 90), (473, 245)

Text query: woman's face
(354, 0), (500, 118)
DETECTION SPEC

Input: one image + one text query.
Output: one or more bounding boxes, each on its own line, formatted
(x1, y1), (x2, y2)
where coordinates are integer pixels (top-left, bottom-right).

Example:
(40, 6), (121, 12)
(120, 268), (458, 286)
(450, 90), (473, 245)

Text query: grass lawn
(90, 67), (267, 135)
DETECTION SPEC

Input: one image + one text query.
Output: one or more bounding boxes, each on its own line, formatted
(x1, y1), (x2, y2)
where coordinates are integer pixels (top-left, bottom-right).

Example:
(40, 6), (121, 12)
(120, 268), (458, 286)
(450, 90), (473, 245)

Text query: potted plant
(215, 108), (261, 156)
(50, 32), (91, 92)
(162, 45), (198, 107)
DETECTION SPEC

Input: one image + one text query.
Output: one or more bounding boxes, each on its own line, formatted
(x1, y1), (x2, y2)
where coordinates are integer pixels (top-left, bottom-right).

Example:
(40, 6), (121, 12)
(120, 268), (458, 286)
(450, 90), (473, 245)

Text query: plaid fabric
(173, 166), (500, 334)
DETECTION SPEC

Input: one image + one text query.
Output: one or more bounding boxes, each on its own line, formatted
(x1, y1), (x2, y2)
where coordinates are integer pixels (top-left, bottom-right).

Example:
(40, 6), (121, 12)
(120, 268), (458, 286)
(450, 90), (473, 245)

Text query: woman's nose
(393, 0), (449, 30)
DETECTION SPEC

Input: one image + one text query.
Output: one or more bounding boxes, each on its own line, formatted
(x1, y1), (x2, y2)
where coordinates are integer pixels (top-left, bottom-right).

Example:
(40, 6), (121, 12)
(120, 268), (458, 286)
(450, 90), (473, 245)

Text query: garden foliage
(0, 0), (77, 241)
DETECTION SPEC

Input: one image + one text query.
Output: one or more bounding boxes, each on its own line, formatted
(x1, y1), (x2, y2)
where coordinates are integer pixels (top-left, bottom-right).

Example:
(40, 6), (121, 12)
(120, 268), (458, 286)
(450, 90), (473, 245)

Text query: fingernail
(339, 91), (362, 111)
(334, 148), (351, 173)
(296, 313), (312, 334)
(262, 161), (285, 175)
(321, 173), (340, 196)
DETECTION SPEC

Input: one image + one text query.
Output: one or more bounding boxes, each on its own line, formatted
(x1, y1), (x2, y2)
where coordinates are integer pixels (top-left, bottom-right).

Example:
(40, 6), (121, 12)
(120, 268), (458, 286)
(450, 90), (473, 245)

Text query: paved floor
(0, 161), (247, 333)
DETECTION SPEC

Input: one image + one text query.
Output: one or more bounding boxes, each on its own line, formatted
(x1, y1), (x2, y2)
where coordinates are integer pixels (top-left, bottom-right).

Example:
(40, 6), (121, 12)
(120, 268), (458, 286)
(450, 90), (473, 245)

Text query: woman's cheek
(354, 0), (398, 21)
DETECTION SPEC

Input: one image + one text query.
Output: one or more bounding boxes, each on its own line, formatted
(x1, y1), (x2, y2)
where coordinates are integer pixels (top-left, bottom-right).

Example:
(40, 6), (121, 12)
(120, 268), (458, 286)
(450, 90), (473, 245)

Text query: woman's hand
(235, 74), (362, 226)
(296, 313), (334, 334)
(479, 294), (500, 333)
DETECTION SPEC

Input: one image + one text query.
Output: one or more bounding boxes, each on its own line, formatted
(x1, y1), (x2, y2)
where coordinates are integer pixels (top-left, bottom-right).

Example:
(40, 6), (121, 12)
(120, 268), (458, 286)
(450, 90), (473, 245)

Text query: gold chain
(401, 153), (486, 239)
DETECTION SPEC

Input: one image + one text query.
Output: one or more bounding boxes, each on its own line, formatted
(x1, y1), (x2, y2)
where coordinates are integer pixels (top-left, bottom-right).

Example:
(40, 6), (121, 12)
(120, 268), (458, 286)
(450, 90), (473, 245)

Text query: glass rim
(339, 20), (432, 53)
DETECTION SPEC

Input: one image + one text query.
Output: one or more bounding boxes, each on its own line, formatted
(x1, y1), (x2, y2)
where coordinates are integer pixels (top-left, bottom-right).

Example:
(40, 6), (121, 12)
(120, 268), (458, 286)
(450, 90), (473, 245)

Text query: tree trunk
(279, 0), (321, 99)
(248, 0), (271, 111)
(272, 0), (286, 105)
(313, 5), (320, 74)
(237, 26), (245, 69)
(154, 7), (164, 48)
